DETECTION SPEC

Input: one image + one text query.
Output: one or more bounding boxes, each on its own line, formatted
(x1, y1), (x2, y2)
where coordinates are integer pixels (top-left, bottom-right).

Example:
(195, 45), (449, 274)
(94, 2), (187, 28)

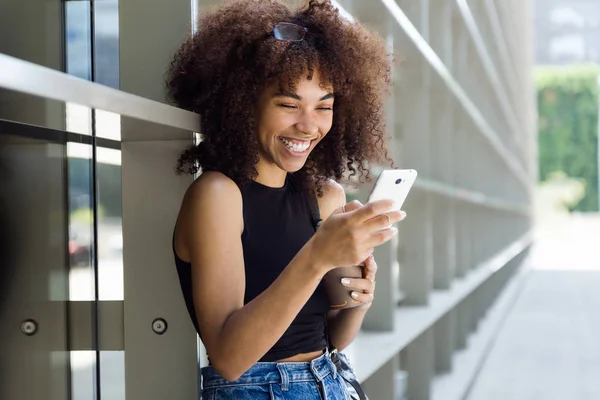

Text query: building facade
(0, 0), (535, 399)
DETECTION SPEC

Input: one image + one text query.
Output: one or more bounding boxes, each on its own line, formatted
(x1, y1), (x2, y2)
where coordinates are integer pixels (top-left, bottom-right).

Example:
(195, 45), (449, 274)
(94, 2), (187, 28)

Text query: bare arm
(175, 173), (399, 381)
(327, 307), (368, 351)
(315, 182), (380, 351)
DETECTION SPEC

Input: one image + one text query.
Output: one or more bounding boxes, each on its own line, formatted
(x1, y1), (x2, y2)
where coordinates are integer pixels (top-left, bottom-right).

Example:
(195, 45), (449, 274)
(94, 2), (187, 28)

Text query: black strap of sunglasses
(307, 189), (368, 400)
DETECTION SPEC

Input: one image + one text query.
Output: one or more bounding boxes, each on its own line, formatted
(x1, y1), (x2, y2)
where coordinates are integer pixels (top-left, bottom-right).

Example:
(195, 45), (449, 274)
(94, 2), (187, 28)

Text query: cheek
(259, 111), (293, 137)
(319, 118), (333, 137)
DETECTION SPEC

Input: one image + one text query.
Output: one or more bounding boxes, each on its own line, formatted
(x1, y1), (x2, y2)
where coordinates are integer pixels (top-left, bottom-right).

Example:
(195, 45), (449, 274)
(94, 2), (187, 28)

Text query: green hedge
(535, 64), (600, 212)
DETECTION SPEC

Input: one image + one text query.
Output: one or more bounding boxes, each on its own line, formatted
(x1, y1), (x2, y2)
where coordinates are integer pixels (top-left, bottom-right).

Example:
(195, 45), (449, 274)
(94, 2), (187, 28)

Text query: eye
(317, 107), (333, 111)
(277, 104), (298, 109)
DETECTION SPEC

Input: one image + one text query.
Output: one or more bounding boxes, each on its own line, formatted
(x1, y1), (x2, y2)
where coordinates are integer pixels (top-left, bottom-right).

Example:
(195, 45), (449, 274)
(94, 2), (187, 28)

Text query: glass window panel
(68, 142), (96, 302)
(97, 147), (123, 301)
(94, 0), (120, 89)
(70, 351), (97, 400)
(100, 351), (125, 400)
(65, 1), (92, 81)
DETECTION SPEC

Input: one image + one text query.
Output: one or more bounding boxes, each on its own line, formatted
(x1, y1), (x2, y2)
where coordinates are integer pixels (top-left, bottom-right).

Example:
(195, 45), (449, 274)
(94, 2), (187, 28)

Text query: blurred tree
(536, 64), (600, 212)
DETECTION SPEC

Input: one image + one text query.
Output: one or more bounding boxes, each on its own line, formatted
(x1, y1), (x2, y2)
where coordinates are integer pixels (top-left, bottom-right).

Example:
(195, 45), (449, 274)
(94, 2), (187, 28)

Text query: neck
(254, 162), (288, 188)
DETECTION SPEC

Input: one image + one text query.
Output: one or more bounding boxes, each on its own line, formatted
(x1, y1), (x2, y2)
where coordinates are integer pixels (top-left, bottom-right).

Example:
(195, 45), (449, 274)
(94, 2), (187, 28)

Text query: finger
(362, 280), (376, 295)
(351, 199), (396, 222)
(365, 210), (405, 232)
(341, 277), (374, 292)
(362, 256), (378, 282)
(350, 291), (374, 304)
(343, 200), (363, 213)
(367, 226), (399, 248)
(329, 200), (363, 216)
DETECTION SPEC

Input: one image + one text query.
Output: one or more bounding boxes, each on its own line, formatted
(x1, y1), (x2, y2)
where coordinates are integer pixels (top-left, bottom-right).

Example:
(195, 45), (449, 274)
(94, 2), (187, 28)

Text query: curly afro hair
(166, 0), (393, 192)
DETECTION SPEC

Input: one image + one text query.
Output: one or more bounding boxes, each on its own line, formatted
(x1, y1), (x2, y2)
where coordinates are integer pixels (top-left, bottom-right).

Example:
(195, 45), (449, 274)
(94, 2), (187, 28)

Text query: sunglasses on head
(273, 22), (310, 42)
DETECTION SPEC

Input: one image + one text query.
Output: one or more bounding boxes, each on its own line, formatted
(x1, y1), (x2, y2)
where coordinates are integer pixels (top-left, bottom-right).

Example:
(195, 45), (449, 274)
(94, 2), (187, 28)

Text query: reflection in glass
(100, 351), (126, 400)
(94, 0), (120, 89)
(97, 147), (123, 301)
(68, 142), (96, 301)
(65, 1), (92, 81)
(67, 141), (99, 400)
(71, 351), (97, 400)
(66, 103), (93, 136)
(96, 109), (121, 141)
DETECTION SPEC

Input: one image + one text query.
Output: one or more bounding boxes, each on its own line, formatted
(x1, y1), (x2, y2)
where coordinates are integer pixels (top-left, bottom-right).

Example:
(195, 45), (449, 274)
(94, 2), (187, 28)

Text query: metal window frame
(0, 53), (200, 134)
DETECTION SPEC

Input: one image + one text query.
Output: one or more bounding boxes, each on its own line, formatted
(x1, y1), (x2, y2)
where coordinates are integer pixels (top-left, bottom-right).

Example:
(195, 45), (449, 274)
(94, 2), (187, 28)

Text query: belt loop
(276, 363), (290, 391)
(328, 351), (338, 379)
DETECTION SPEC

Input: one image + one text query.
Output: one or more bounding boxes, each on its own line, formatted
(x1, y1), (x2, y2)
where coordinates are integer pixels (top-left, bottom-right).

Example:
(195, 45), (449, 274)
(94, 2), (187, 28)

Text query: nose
(295, 113), (319, 136)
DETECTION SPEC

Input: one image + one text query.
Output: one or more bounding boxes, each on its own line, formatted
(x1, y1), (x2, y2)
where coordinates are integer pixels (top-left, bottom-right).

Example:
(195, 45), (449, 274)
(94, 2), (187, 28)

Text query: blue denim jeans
(201, 351), (349, 399)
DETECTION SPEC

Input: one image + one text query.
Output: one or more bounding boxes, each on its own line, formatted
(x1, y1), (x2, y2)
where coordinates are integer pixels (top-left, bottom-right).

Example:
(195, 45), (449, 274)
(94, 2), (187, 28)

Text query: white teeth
(280, 137), (310, 152)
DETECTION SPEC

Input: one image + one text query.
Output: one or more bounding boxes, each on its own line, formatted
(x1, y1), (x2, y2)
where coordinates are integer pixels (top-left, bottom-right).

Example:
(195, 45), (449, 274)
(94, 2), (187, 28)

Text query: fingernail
(341, 278), (351, 286)
(391, 227), (398, 235)
(400, 211), (407, 219)
(351, 292), (359, 299)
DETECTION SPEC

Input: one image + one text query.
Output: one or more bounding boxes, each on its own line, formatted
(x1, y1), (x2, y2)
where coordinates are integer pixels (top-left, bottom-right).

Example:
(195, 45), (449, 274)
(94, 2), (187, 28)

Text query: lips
(278, 137), (312, 153)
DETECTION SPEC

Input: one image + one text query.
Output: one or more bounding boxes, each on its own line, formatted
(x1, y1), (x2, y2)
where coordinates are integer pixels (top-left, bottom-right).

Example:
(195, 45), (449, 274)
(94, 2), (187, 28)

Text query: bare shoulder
(175, 171), (243, 260)
(184, 171), (241, 201)
(316, 179), (346, 221)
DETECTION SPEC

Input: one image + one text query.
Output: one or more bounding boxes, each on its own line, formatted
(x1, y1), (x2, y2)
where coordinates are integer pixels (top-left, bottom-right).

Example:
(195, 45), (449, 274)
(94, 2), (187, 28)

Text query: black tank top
(173, 174), (329, 362)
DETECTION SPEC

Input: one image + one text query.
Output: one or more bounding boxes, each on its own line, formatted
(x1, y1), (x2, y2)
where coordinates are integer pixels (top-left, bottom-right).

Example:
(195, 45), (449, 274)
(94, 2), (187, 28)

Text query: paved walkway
(466, 214), (600, 400)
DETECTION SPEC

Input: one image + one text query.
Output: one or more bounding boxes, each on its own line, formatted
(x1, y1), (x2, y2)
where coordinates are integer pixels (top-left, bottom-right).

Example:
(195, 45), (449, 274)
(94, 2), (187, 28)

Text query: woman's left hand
(341, 254), (377, 310)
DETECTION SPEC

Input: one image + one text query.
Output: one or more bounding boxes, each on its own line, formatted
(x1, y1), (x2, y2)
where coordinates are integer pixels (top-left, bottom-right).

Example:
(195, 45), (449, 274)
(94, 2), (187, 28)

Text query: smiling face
(254, 70), (334, 183)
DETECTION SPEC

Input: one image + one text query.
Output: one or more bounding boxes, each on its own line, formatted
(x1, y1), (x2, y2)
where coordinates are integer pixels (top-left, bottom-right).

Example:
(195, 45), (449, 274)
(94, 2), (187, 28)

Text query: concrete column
(428, 0), (456, 291)
(434, 312), (456, 374)
(470, 206), (482, 269)
(395, 0), (434, 305)
(400, 190), (434, 305)
(363, 235), (399, 331)
(429, 84), (456, 288)
(360, 17), (400, 332)
(453, 306), (466, 350)
(362, 354), (400, 400)
(119, 0), (198, 399)
(404, 329), (434, 400)
(450, 8), (474, 280)
(456, 298), (471, 349)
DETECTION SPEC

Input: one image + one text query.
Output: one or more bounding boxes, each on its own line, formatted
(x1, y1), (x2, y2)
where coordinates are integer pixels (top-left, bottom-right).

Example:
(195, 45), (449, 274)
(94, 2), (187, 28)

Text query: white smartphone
(367, 169), (418, 209)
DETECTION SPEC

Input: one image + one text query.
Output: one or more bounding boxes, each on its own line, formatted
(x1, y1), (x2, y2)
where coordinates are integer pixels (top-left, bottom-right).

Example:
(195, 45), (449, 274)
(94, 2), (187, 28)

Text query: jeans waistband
(201, 351), (337, 389)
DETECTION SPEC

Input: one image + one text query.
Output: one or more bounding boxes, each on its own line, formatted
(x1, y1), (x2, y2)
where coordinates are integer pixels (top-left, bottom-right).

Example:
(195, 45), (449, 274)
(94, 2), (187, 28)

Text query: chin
(279, 160), (306, 173)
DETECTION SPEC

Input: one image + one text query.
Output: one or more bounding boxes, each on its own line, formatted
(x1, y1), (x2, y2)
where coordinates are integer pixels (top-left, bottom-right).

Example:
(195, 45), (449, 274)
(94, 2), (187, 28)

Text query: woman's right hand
(309, 199), (404, 272)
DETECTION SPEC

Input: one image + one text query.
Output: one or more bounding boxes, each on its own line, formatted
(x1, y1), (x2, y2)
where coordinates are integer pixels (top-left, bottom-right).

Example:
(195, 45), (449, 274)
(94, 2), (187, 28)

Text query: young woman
(169, 1), (405, 398)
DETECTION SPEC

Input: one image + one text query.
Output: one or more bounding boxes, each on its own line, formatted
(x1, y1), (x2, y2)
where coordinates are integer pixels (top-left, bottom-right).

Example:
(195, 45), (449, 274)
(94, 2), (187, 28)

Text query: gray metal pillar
(0, 2), (69, 399)
(0, 142), (70, 400)
(119, 0), (198, 398)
